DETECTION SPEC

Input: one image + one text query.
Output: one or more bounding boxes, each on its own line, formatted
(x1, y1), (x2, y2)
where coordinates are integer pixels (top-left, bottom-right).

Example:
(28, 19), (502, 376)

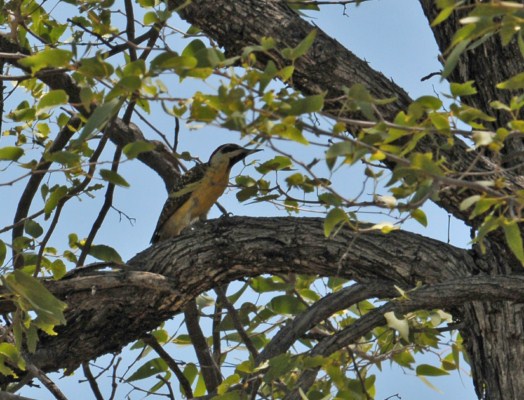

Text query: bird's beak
(247, 148), (263, 154)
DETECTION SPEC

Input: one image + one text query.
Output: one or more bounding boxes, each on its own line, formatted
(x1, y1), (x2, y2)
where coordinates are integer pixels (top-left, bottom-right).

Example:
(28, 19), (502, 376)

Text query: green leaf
(182, 39), (224, 70)
(182, 39), (207, 58)
(0, 343), (25, 371)
(88, 244), (123, 263)
(497, 72), (524, 90)
(195, 374), (207, 397)
(18, 48), (72, 73)
(268, 295), (307, 315)
(236, 186), (258, 202)
(0, 357), (16, 377)
(128, 358), (168, 382)
(432, 5), (455, 26)
(256, 156), (293, 174)
(278, 65), (294, 82)
(76, 98), (123, 144)
(270, 123), (308, 144)
(183, 363), (198, 385)
(416, 364), (450, 377)
(326, 141), (353, 160)
(4, 270), (67, 326)
(190, 101), (218, 122)
(36, 90), (68, 114)
(250, 276), (292, 293)
(490, 100), (511, 112)
(123, 141), (156, 159)
(99, 169), (130, 187)
(410, 209), (428, 227)
(44, 185), (68, 218)
(459, 195), (481, 211)
(24, 220), (44, 238)
(152, 328), (169, 344)
(470, 197), (498, 219)
(519, 31), (524, 58)
(324, 207), (349, 237)
(442, 39), (471, 78)
(264, 354), (296, 382)
(0, 147), (24, 161)
(450, 81), (477, 97)
(143, 11), (158, 25)
(78, 57), (114, 79)
(217, 374), (241, 395)
(284, 94), (324, 116)
(429, 113), (450, 131)
(0, 240), (6, 266)
(45, 150), (81, 166)
(410, 153), (443, 176)
(415, 96), (443, 110)
(503, 220), (524, 264)
(151, 52), (198, 74)
(26, 325), (38, 353)
(51, 260), (66, 280)
(287, 29), (317, 60)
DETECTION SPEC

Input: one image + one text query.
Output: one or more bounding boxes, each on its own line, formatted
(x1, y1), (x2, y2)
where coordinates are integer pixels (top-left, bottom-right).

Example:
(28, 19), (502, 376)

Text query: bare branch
(24, 362), (68, 400)
(77, 146), (122, 267)
(215, 286), (259, 358)
(142, 335), (194, 398)
(184, 300), (222, 392)
(82, 362), (104, 400)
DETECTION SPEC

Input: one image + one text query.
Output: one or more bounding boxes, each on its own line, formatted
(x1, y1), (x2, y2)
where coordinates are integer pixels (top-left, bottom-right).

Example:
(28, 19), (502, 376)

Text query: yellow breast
(159, 160), (230, 238)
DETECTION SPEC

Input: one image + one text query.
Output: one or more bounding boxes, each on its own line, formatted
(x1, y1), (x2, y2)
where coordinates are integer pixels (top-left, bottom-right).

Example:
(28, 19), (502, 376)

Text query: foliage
(0, 0), (522, 399)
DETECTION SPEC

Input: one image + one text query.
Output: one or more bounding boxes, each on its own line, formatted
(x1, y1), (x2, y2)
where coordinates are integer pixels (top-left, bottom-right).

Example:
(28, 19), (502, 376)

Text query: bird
(151, 143), (261, 243)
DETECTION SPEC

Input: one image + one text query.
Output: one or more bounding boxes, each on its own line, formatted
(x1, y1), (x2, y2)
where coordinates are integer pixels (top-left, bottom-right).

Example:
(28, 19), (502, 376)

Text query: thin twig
(108, 357), (121, 400)
(184, 299), (222, 392)
(348, 349), (372, 400)
(77, 146), (122, 267)
(82, 362), (104, 400)
(142, 335), (194, 398)
(156, 374), (175, 400)
(216, 286), (259, 358)
(211, 292), (223, 366)
(25, 362), (68, 400)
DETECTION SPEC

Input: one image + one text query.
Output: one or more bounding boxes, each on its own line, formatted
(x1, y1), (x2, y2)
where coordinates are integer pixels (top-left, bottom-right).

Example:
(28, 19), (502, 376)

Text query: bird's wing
(151, 163), (207, 243)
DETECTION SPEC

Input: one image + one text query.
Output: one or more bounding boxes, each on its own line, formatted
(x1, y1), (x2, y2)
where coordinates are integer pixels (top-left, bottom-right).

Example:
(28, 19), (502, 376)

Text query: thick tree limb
(0, 217), (487, 380)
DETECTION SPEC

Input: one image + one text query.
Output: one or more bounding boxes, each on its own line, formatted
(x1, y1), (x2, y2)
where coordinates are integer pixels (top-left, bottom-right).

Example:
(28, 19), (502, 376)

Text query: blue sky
(2, 0), (478, 399)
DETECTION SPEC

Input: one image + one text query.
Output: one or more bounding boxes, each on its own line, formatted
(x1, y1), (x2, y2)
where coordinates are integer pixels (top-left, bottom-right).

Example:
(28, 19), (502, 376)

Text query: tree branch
(0, 216), (485, 381)
(142, 335), (194, 398)
(285, 273), (524, 398)
(184, 300), (222, 392)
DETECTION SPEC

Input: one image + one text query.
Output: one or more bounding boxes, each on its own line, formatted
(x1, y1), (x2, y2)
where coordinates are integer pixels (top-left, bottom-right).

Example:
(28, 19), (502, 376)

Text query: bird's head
(208, 143), (261, 168)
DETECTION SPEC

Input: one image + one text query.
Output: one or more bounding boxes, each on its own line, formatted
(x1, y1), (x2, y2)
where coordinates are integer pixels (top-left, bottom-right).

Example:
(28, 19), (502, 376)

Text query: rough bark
(417, 3), (524, 398)
(1, 216), (484, 377)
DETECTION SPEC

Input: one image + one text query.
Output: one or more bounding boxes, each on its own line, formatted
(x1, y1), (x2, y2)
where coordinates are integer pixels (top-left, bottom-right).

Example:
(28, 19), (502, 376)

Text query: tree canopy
(0, 1), (524, 399)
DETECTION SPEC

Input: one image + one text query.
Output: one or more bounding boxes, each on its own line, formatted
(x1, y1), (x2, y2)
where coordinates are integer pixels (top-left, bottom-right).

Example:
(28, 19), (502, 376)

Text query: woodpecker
(151, 143), (261, 243)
